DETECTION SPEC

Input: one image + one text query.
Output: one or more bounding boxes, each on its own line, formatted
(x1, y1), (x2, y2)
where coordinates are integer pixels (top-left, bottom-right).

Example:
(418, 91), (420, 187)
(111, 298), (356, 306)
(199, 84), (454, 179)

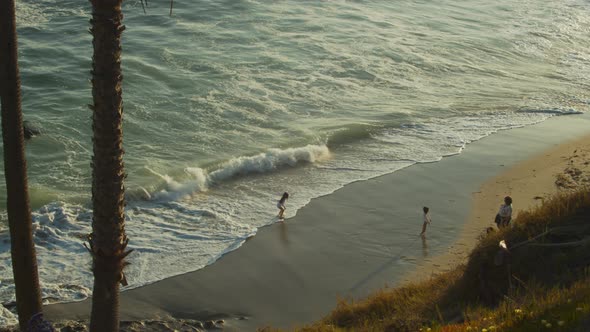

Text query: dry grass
(446, 274), (590, 332)
(316, 268), (464, 331)
(278, 188), (590, 332)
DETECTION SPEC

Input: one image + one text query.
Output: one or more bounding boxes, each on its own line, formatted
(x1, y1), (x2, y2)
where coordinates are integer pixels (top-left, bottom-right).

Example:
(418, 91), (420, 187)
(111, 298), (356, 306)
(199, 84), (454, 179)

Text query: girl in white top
(498, 196), (513, 228)
(277, 192), (289, 220)
(420, 206), (432, 236)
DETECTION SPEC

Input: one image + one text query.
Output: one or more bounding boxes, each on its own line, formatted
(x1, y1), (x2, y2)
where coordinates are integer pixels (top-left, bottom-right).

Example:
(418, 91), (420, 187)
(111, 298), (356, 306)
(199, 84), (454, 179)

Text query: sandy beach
(43, 113), (590, 331)
(409, 120), (590, 282)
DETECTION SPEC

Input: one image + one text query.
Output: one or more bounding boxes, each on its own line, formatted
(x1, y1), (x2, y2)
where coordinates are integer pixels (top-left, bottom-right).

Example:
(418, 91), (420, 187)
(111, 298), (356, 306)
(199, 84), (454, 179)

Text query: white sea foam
(0, 306), (17, 328)
(151, 144), (330, 201)
(208, 145), (331, 183)
(15, 1), (48, 28)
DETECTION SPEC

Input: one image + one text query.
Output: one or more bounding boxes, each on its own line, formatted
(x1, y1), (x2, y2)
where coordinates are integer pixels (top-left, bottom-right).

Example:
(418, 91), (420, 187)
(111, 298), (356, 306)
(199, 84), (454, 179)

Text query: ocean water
(0, 0), (589, 324)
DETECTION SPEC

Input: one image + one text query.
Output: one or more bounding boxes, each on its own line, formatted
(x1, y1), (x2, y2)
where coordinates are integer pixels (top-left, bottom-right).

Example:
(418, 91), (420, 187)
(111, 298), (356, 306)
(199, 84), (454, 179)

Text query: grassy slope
(266, 189), (590, 332)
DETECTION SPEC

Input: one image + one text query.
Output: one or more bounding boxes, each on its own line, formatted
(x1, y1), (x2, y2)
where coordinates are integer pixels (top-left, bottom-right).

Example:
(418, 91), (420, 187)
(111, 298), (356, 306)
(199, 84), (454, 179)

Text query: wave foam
(209, 144), (330, 183)
(152, 144), (330, 201)
(0, 306), (17, 329)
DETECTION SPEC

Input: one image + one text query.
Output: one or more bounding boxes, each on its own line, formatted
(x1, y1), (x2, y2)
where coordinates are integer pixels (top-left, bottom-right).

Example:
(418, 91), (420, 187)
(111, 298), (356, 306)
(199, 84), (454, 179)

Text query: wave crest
(209, 144), (330, 183)
(152, 144), (330, 201)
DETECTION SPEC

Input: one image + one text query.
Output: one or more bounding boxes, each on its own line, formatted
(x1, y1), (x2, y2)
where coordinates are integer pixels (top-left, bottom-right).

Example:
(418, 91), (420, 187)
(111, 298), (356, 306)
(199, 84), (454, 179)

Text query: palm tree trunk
(88, 0), (129, 331)
(0, 0), (43, 330)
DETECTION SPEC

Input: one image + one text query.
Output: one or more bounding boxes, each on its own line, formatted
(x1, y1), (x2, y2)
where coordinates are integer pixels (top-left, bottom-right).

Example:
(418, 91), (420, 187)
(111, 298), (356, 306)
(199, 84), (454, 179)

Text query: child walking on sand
(420, 206), (432, 236)
(277, 192), (289, 219)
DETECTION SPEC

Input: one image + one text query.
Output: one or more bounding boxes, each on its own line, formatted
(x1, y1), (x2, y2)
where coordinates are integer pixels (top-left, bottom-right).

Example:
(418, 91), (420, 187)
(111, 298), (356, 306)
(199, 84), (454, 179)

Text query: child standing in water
(277, 192), (289, 220)
(420, 206), (432, 236)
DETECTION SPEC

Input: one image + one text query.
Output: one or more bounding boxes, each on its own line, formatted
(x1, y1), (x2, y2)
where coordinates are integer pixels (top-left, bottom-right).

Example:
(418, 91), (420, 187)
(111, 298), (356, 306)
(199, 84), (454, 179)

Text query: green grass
(266, 188), (590, 332)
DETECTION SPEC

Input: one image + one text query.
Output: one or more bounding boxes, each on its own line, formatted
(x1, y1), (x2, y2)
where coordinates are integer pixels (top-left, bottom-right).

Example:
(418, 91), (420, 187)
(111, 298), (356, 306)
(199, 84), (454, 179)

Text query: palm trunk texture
(88, 0), (130, 331)
(0, 0), (44, 330)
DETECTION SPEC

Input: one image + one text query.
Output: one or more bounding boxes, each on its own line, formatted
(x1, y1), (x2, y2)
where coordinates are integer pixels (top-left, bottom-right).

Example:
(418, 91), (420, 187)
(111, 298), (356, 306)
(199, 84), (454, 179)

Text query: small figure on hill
(420, 206), (432, 236)
(495, 196), (513, 228)
(277, 192), (289, 220)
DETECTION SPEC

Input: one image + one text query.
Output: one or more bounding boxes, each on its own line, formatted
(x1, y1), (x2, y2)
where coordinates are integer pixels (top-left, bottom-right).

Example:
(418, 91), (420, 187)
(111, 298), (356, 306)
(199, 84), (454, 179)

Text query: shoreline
(43, 113), (590, 331)
(406, 126), (590, 283)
